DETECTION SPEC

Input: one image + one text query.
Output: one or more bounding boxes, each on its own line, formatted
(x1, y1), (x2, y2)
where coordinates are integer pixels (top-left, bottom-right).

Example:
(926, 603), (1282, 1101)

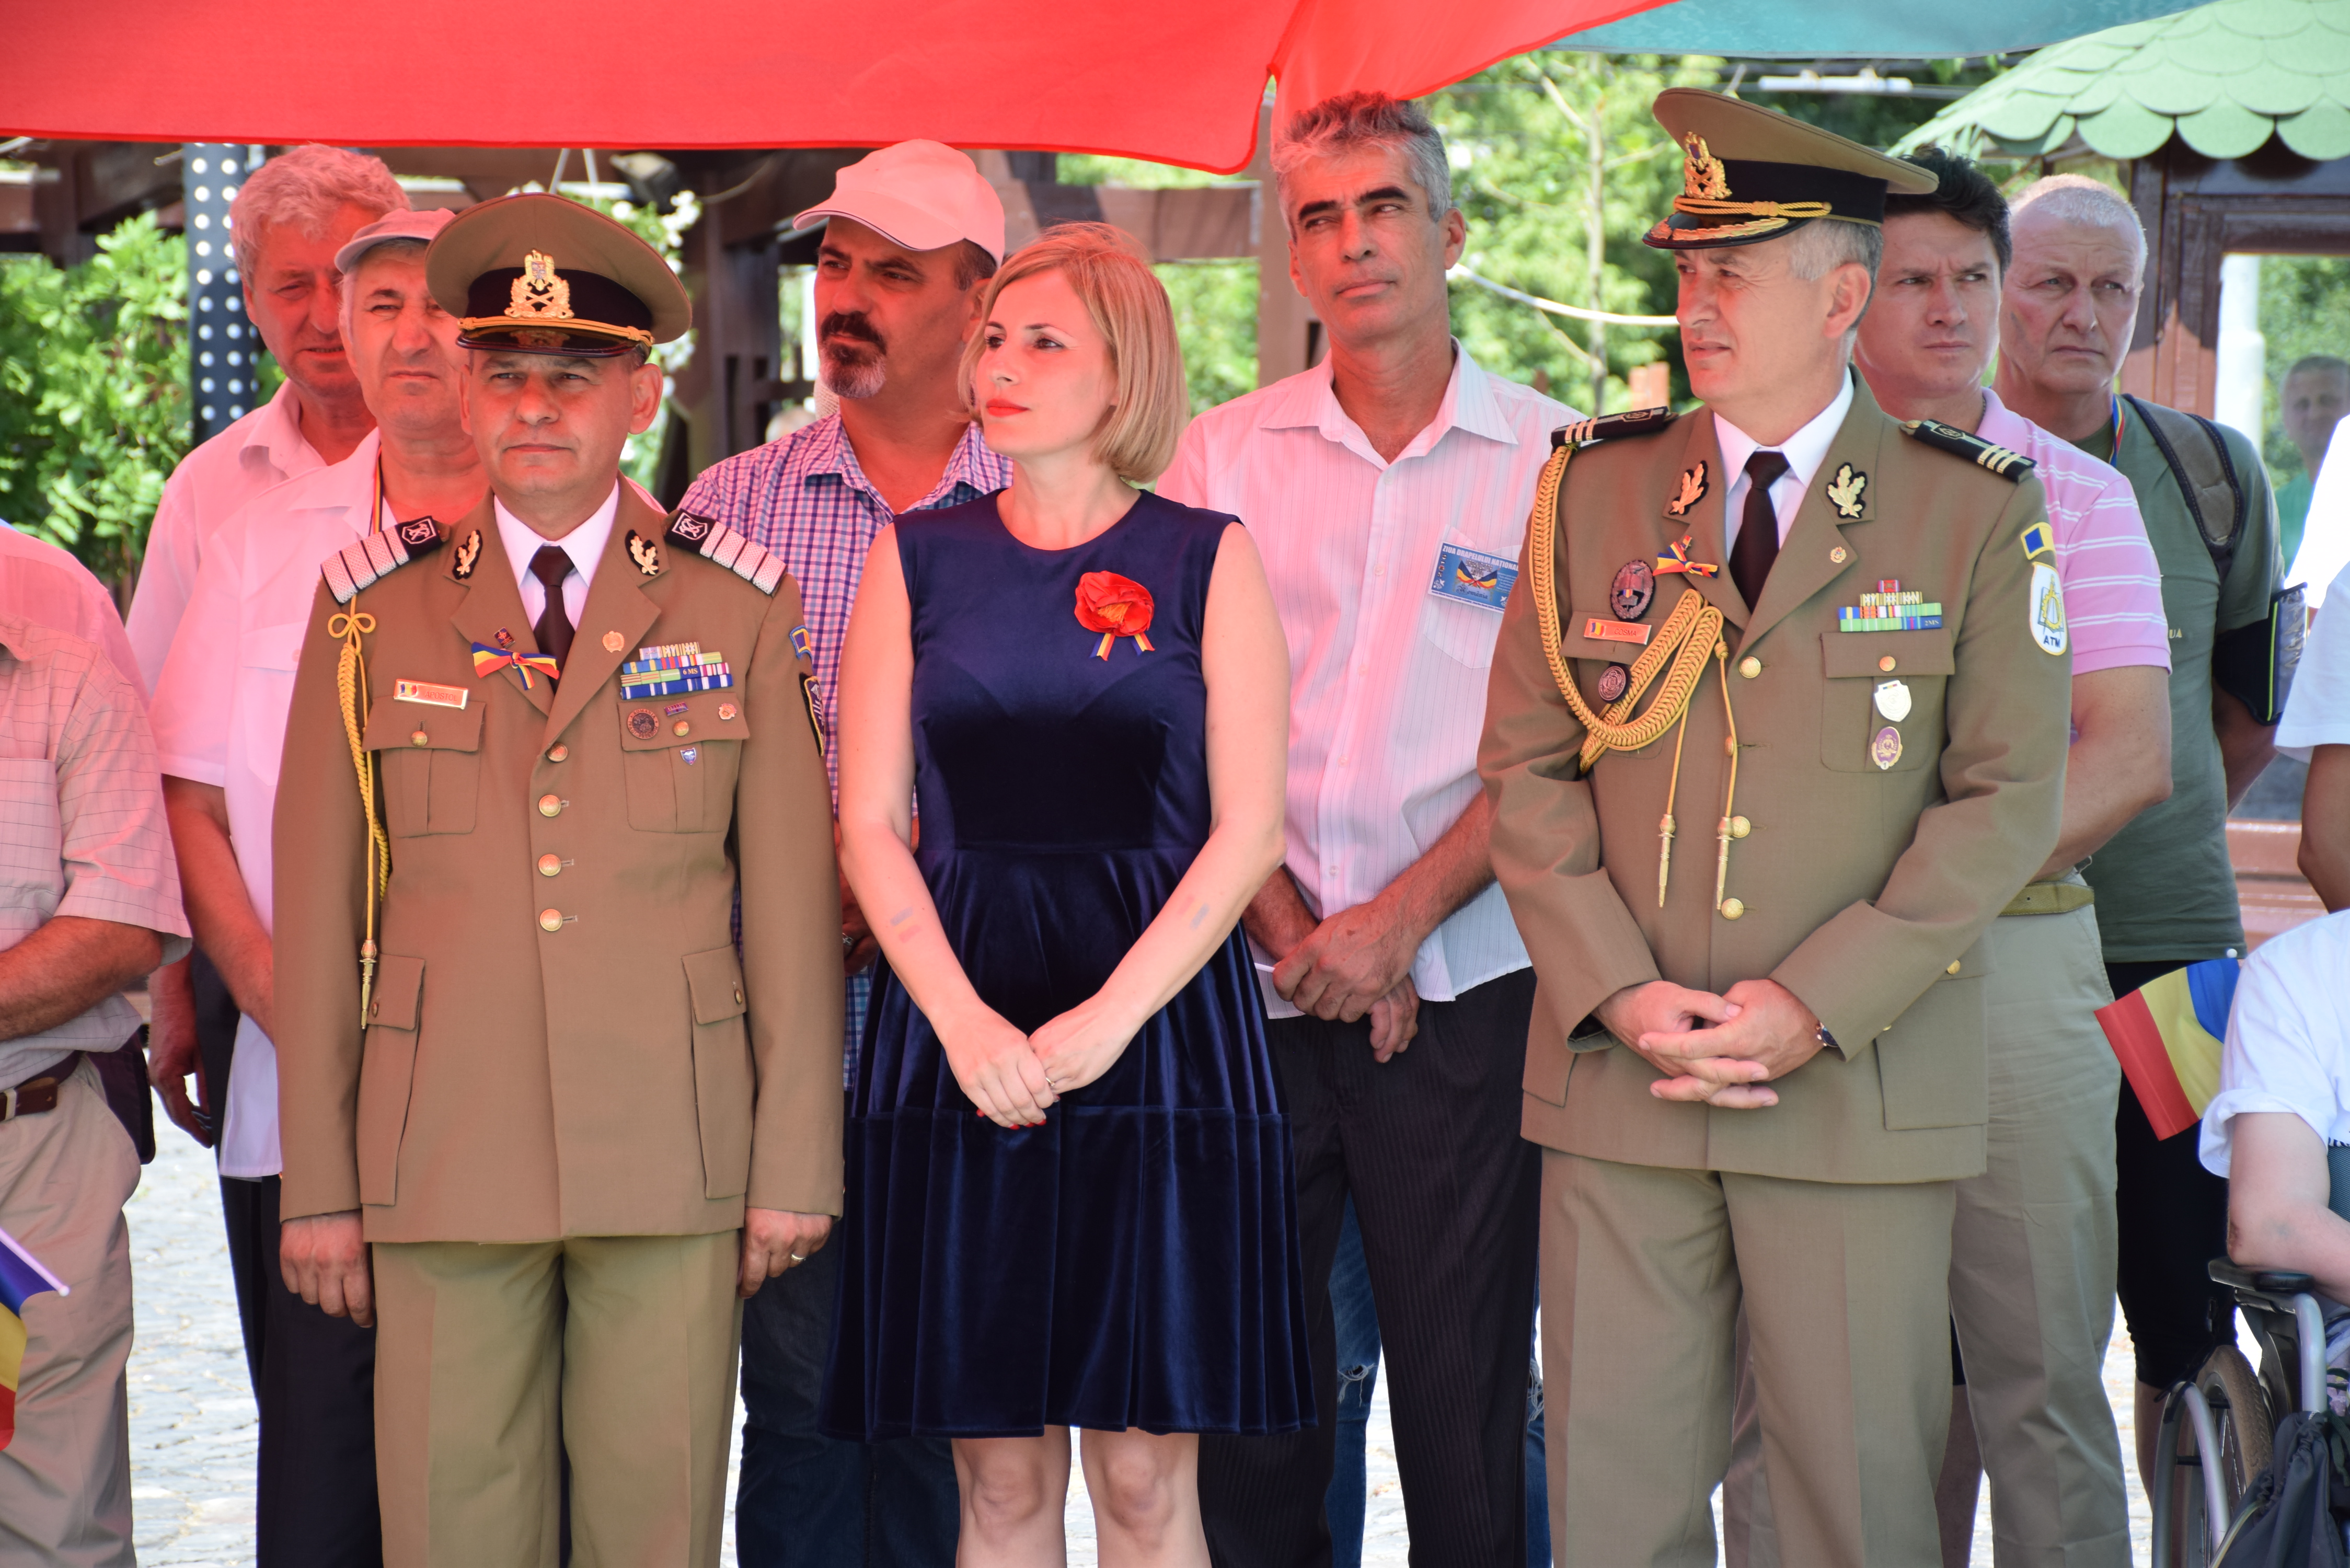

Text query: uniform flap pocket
(617, 690), (750, 752)
(363, 695), (484, 753)
(367, 954), (424, 1031)
(1819, 628), (1954, 680)
(684, 944), (747, 1025)
(1560, 609), (1659, 663)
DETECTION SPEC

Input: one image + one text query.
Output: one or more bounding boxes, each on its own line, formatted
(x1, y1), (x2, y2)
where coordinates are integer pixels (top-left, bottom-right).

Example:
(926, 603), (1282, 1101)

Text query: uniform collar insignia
(1664, 460), (1708, 518)
(451, 529), (482, 580)
(627, 529), (662, 577)
(1825, 463), (1868, 520)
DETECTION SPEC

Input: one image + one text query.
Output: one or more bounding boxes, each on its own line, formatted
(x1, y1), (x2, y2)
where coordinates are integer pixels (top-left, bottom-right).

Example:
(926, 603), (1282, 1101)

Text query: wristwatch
(1814, 1024), (1839, 1054)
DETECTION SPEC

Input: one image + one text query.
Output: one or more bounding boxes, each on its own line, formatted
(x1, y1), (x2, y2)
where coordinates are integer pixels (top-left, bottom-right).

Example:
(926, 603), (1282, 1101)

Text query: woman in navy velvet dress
(827, 224), (1309, 1564)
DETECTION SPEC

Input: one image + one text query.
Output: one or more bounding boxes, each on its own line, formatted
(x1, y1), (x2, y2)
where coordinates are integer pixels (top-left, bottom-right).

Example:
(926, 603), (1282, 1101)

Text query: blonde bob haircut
(961, 222), (1188, 484)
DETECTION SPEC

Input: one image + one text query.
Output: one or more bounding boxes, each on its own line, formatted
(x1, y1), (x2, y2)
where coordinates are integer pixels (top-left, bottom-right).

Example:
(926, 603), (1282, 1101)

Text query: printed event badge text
(1429, 543), (1517, 612)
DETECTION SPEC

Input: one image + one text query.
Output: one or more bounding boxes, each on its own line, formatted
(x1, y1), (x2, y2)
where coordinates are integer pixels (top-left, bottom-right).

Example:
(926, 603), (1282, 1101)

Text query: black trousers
(198, 951), (384, 1568)
(1201, 969), (1540, 1568)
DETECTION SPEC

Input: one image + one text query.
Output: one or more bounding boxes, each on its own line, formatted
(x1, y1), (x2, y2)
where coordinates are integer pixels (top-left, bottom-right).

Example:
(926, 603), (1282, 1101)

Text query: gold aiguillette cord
(1526, 444), (1741, 910)
(327, 597), (390, 1029)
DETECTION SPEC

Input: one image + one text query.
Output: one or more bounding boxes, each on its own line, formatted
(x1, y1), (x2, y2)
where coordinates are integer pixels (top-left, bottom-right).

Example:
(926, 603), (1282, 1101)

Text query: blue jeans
(1324, 1199), (1551, 1568)
(735, 1175), (959, 1567)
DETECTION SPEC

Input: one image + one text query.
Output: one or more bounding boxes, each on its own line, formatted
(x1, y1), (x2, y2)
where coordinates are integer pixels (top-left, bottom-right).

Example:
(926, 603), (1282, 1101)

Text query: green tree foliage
(0, 212), (189, 583)
(1430, 53), (1721, 414)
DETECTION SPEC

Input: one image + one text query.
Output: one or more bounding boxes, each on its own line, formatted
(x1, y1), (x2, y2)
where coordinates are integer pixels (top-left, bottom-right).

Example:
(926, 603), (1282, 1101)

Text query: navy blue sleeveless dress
(821, 490), (1313, 1439)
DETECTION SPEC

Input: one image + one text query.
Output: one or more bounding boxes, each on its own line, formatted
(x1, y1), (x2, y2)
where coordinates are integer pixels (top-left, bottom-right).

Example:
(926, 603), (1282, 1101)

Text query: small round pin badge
(602, 631), (626, 654)
(717, 702), (739, 721)
(1610, 559), (1655, 621)
(627, 709), (658, 740)
(1870, 724), (1904, 770)
(1595, 663), (1631, 703)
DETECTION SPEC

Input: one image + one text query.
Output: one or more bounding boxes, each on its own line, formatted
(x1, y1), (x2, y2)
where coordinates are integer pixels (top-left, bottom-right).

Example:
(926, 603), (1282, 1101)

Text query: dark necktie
(529, 545), (576, 677)
(1730, 449), (1791, 608)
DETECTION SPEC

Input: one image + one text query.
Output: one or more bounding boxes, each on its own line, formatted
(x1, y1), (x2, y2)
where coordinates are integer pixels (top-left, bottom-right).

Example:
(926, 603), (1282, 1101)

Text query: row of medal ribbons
(620, 640), (732, 698)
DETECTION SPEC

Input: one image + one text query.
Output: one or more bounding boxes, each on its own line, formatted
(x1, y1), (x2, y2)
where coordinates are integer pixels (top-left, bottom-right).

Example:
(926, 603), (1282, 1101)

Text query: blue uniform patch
(789, 624), (814, 663)
(1429, 543), (1518, 611)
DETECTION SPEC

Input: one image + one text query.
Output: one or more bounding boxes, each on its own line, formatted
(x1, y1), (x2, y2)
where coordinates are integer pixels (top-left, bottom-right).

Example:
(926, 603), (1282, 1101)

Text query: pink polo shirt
(1978, 387), (2171, 676)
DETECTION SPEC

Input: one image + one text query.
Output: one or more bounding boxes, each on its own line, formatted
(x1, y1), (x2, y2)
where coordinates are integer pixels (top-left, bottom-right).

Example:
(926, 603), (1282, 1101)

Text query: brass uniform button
(537, 793), (563, 817)
(537, 854), (563, 878)
(538, 908), (565, 932)
(1879, 655), (1897, 672)
(547, 744), (569, 763)
(673, 720), (692, 737)
(410, 730), (429, 747)
(1729, 816), (1750, 839)
(1830, 546), (1849, 563)
(1946, 959), (1963, 975)
(733, 986), (745, 1006)
(1720, 897), (1746, 920)
(1738, 656), (1762, 679)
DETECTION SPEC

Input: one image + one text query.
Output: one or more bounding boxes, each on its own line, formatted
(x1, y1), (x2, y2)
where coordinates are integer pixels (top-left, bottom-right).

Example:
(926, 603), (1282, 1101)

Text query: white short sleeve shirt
(2199, 911), (2350, 1177)
(150, 433), (386, 1177)
(2278, 559), (2350, 764)
(1157, 347), (1576, 1014)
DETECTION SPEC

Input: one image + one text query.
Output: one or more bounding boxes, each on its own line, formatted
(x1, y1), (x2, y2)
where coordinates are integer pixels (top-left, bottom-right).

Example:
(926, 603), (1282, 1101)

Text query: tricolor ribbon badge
(1074, 571), (1156, 660)
(1, 1224), (70, 1452)
(1653, 535), (1719, 580)
(471, 641), (560, 688)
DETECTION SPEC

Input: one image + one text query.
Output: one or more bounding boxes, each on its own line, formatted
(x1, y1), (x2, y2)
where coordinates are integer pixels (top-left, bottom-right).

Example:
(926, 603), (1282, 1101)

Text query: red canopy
(6, 0), (1667, 172)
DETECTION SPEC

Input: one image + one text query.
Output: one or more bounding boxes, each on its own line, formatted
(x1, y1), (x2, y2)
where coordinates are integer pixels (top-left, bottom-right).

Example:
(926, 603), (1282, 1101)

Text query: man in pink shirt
(1724, 147), (2173, 1568)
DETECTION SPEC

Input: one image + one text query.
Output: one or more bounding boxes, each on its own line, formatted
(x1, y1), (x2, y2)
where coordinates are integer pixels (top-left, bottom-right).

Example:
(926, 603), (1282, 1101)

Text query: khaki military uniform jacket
(1480, 376), (2070, 1184)
(274, 486), (843, 1242)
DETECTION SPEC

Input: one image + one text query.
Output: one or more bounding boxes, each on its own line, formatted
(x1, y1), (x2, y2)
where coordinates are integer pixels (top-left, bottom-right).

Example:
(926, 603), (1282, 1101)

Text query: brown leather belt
(2000, 881), (2096, 917)
(1, 1068), (66, 1121)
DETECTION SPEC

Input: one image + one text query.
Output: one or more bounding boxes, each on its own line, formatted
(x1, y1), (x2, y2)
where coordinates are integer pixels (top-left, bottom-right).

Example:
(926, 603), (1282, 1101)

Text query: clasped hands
(950, 996), (1137, 1129)
(1593, 977), (1826, 1110)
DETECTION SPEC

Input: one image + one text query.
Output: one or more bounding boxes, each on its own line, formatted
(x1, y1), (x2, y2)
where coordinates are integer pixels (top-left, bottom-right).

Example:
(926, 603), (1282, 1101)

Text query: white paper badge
(1873, 678), (1912, 722)
(2030, 561), (2068, 655)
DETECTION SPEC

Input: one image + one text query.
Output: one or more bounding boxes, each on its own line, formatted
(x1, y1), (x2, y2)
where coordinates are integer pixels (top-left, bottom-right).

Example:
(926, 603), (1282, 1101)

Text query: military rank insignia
(620, 640), (733, 699)
(627, 531), (662, 577)
(1837, 580), (1942, 632)
(1664, 463), (1708, 518)
(1429, 543), (1516, 611)
(2023, 523), (2068, 656)
(1825, 464), (1868, 520)
(451, 531), (482, 580)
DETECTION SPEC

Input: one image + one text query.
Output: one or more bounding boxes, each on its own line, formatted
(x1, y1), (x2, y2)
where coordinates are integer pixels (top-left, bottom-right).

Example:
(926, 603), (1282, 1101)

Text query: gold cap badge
(1683, 134), (1730, 201)
(508, 250), (575, 322)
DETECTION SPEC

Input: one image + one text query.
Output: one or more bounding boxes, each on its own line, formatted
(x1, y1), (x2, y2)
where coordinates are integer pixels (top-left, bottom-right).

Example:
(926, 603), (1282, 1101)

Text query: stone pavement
(122, 1124), (2167, 1565)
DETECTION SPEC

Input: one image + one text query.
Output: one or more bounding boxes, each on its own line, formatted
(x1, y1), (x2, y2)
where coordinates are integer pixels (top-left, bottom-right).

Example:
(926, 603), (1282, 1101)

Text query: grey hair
(1784, 218), (1883, 282)
(1271, 91), (1453, 233)
(231, 144), (407, 279)
(2011, 174), (2146, 282)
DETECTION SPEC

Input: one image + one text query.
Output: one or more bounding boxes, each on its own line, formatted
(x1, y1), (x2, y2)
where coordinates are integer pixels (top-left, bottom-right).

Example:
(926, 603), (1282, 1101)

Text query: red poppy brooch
(1074, 571), (1156, 659)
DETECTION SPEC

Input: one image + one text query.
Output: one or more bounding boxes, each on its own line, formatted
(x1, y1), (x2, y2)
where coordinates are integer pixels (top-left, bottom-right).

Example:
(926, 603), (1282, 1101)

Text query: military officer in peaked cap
(272, 192), (842, 1566)
(1479, 91), (2073, 1564)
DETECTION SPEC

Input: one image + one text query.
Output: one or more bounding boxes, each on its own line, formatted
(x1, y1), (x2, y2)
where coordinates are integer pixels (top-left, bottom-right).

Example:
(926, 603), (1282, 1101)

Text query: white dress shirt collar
(1715, 368), (1857, 549)
(1260, 341), (1520, 468)
(495, 480), (620, 619)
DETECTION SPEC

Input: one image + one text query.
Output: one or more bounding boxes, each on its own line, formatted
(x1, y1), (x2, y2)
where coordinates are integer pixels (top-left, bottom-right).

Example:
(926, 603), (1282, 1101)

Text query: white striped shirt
(1158, 347), (1576, 1014)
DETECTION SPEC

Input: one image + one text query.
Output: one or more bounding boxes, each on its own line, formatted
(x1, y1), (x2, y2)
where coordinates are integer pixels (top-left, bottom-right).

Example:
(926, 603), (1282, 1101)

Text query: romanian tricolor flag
(2095, 958), (2241, 1140)
(0, 1225), (68, 1452)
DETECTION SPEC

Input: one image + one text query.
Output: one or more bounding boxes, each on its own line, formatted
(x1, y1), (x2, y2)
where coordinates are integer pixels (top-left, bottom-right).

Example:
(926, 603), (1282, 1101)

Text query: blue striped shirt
(682, 414), (1011, 1088)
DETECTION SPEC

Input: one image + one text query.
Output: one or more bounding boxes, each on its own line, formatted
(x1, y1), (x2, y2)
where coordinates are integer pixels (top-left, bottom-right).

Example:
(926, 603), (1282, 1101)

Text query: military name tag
(1584, 617), (1653, 646)
(1429, 543), (1517, 611)
(394, 679), (467, 710)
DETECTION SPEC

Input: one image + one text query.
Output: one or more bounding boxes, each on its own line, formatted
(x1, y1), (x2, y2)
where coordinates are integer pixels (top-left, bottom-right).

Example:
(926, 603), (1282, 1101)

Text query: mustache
(819, 312), (885, 352)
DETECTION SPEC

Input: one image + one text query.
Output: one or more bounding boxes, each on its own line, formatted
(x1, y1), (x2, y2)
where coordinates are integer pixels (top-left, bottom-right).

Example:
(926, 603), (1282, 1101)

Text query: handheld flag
(0, 1225), (70, 1452)
(2095, 958), (2239, 1140)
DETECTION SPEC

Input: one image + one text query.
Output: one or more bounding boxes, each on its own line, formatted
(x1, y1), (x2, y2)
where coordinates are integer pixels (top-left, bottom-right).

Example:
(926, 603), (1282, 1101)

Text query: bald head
(2012, 175), (2147, 283)
(1996, 176), (2147, 421)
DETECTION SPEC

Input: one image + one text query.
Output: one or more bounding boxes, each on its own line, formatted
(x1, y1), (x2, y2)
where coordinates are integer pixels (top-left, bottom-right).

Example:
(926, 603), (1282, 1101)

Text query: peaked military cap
(1643, 88), (1937, 251)
(427, 193), (690, 357)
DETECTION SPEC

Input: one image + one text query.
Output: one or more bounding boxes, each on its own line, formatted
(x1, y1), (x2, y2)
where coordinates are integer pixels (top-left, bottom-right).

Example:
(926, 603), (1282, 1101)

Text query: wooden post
(1252, 102), (1318, 387)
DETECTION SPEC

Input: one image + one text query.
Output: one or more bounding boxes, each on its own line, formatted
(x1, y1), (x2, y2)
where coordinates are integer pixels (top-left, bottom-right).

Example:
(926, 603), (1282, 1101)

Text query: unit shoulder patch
(1551, 405), (1680, 450)
(321, 517), (447, 605)
(1902, 418), (2037, 481)
(663, 509), (787, 596)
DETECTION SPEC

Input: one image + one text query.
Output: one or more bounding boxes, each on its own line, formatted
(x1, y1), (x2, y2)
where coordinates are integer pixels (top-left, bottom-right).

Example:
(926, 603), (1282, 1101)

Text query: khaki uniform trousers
(1541, 1147), (1955, 1567)
(372, 1229), (741, 1568)
(1723, 893), (2129, 1568)
(0, 1056), (137, 1568)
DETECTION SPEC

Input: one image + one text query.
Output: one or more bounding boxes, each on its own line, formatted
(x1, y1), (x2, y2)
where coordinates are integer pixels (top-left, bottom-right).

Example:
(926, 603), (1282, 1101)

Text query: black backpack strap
(2125, 395), (2249, 582)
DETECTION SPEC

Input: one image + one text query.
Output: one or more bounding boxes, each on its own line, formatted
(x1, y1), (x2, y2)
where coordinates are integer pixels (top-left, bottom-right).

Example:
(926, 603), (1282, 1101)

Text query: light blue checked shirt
(682, 414), (1011, 1089)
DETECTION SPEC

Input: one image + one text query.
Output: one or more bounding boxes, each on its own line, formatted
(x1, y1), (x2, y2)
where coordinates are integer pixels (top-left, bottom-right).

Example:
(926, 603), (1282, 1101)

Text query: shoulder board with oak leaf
(664, 509), (787, 596)
(321, 517), (446, 605)
(1551, 405), (1678, 450)
(1903, 419), (2037, 481)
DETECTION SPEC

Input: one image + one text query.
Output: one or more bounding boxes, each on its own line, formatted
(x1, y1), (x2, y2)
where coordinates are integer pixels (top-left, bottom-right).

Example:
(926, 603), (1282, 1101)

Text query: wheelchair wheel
(2150, 1348), (2274, 1566)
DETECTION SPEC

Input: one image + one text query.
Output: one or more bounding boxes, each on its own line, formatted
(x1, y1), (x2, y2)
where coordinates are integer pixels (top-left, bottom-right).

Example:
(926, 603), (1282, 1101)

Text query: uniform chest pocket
(364, 700), (483, 836)
(1420, 535), (1517, 669)
(618, 691), (750, 834)
(1818, 630), (1952, 774)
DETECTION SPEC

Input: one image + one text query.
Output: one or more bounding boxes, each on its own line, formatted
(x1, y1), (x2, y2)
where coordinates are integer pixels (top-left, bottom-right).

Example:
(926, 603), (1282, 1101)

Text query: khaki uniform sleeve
(272, 578), (372, 1220)
(1773, 475), (2071, 1049)
(735, 574), (847, 1215)
(1479, 482), (1663, 1053)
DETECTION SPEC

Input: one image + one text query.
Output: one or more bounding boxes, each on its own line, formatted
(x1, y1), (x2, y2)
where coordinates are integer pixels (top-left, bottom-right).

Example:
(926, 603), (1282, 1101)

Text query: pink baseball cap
(334, 207), (454, 275)
(793, 141), (1005, 263)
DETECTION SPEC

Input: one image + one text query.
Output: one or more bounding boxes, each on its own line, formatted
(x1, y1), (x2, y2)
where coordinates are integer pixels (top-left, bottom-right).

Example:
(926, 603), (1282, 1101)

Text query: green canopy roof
(1894, 0), (2350, 161)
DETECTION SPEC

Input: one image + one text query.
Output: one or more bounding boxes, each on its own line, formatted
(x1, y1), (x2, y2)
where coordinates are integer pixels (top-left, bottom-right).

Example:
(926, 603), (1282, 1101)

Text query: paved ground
(123, 1127), (2167, 1565)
